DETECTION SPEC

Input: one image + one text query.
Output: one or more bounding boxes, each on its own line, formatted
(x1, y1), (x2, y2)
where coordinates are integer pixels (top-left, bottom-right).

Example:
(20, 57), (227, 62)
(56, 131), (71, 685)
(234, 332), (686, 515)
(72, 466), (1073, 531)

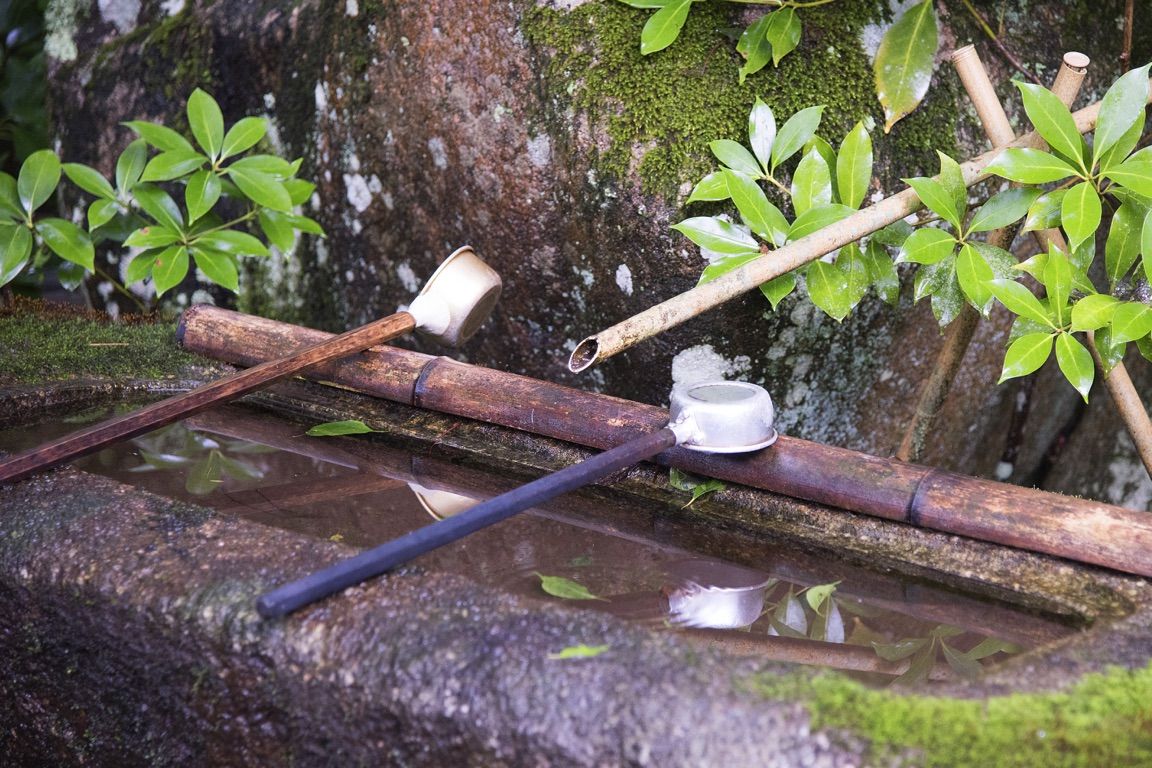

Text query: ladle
(256, 379), (778, 618)
(0, 246), (501, 486)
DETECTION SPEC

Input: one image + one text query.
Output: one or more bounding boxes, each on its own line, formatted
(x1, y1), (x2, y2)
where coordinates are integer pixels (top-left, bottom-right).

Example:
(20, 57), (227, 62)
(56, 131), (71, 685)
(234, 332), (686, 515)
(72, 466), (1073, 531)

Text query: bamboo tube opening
(569, 336), (600, 373)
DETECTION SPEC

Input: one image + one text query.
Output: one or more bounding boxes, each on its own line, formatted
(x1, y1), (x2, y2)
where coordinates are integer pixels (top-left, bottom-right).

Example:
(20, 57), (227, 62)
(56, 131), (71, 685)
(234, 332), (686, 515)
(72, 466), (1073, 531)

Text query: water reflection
(0, 402), (1077, 686)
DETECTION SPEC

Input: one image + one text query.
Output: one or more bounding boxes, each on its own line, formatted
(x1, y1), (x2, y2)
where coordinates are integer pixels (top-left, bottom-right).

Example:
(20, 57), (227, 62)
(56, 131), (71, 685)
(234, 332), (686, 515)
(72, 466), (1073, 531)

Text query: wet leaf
(747, 98), (776, 172)
(998, 332), (1054, 383)
(837, 121), (872, 210)
(839, 243), (870, 312)
(196, 229), (270, 257)
(17, 149), (60, 216)
(221, 117), (268, 160)
(87, 199), (119, 230)
(699, 252), (761, 284)
(548, 644), (610, 660)
(227, 166), (293, 212)
(956, 243), (995, 313)
(790, 149), (832, 216)
(259, 209), (295, 252)
(1015, 81), (1086, 169)
(1060, 182), (1101, 252)
(125, 120), (195, 153)
(1055, 332), (1094, 402)
(191, 247), (239, 292)
(941, 642), (983, 681)
(1106, 202), (1143, 288)
(686, 171), (730, 203)
(764, 7), (800, 66)
(759, 272), (797, 309)
(116, 139), (148, 194)
(1110, 302), (1152, 344)
(1095, 326), (1127, 374)
(133, 184), (185, 233)
(967, 188), (1041, 234)
(1092, 63), (1151, 167)
(140, 149), (207, 183)
(1103, 155), (1152, 198)
(536, 573), (607, 601)
(872, 637), (927, 662)
(904, 175), (960, 230)
(873, 0), (937, 133)
(0, 173), (21, 220)
(1023, 189), (1066, 232)
(1042, 246), (1072, 326)
(871, 219), (913, 248)
(186, 450), (224, 495)
(124, 225), (181, 249)
(1070, 293), (1119, 332)
(724, 169), (788, 246)
(1098, 114), (1145, 172)
(771, 106), (823, 172)
(639, 0), (691, 55)
(186, 170), (222, 223)
(686, 478), (724, 507)
(804, 581), (839, 612)
(35, 218), (94, 270)
(710, 139), (762, 177)
(62, 162), (116, 200)
(893, 645), (936, 686)
(673, 216), (759, 255)
(898, 227), (954, 265)
(863, 240), (900, 306)
(965, 637), (1020, 660)
(984, 148), (1079, 184)
(151, 245), (190, 296)
(306, 419), (378, 436)
(986, 278), (1053, 326)
(124, 252), (155, 285)
(737, 15), (774, 85)
(0, 224), (33, 287)
(787, 203), (852, 241)
(806, 260), (851, 321)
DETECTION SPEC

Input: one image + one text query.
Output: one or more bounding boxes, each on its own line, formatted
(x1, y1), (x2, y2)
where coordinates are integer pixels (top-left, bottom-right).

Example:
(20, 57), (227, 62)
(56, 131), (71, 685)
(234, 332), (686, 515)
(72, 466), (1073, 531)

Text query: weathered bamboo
(568, 79), (1152, 373)
(896, 47), (1080, 462)
(179, 306), (1152, 579)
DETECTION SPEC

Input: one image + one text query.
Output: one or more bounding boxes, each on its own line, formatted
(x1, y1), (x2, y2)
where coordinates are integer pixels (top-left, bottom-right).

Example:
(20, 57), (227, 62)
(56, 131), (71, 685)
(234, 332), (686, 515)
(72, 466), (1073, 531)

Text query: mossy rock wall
(44, 0), (1152, 504)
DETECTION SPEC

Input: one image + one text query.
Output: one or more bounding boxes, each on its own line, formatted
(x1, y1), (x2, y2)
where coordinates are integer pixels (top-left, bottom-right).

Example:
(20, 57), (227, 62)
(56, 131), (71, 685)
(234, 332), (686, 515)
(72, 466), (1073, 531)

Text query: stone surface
(41, 0), (1152, 503)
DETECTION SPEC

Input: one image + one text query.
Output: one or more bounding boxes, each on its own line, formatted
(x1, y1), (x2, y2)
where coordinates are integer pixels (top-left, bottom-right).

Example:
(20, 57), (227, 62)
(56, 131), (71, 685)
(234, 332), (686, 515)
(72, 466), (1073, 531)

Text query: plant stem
(1087, 331), (1152, 478)
(955, 0), (1043, 86)
(1121, 0), (1135, 72)
(191, 209), (258, 239)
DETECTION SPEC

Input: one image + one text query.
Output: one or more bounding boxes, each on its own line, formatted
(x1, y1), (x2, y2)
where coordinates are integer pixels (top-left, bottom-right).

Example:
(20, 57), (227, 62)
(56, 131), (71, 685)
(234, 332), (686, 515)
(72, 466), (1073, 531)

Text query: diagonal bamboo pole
(568, 78), (1152, 373)
(895, 48), (1084, 462)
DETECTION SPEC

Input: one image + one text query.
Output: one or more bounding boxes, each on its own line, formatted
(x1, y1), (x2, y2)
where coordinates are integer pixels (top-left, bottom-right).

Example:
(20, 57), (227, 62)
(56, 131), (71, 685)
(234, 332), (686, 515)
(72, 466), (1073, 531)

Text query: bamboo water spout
(567, 83), (1152, 373)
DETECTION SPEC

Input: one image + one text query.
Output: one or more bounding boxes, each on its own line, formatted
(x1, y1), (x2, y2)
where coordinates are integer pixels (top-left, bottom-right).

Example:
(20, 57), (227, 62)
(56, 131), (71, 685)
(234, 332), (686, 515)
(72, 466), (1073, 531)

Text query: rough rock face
(44, 0), (1152, 505)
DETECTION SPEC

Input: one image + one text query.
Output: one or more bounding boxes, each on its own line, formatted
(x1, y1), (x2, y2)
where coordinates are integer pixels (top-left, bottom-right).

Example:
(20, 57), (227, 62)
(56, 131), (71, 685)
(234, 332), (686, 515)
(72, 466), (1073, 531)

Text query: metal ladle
(0, 247), (501, 485)
(256, 379), (777, 618)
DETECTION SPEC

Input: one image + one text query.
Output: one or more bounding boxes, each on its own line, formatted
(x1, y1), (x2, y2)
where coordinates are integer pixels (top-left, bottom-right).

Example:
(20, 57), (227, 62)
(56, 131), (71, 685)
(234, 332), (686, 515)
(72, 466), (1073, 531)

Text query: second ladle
(256, 379), (777, 618)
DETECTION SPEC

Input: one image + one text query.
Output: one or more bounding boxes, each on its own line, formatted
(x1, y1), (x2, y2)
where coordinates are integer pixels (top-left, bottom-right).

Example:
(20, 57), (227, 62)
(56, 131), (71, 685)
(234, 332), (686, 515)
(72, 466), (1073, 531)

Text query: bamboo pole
(567, 80), (1152, 373)
(895, 48), (1082, 462)
(178, 306), (1152, 579)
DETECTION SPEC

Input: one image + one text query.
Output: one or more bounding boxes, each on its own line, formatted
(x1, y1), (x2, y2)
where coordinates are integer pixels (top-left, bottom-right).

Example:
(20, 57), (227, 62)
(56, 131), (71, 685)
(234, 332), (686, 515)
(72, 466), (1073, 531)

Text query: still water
(0, 402), (1078, 686)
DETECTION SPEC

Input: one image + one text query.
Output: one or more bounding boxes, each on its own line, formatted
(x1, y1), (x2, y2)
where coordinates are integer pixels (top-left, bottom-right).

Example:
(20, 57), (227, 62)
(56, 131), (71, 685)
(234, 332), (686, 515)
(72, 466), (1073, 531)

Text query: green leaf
(898, 226), (954, 265)
(305, 419), (378, 437)
(1092, 63), (1151, 167)
(764, 8), (800, 66)
(220, 116), (268, 160)
(863, 240), (900, 306)
(936, 152), (966, 220)
(790, 149), (832, 216)
(17, 149), (61, 216)
(668, 466), (700, 491)
(191, 247), (239, 292)
(226, 166), (293, 212)
(1015, 81), (1087, 169)
(188, 89), (226, 159)
(967, 187), (1041, 234)
(0, 224), (33, 287)
(759, 272), (797, 309)
(787, 203), (852, 241)
(229, 155), (298, 180)
(699, 252), (761, 284)
(1106, 202), (1143, 288)
(639, 0), (691, 55)
(151, 244), (190, 296)
(965, 637), (1020, 660)
(956, 243), (996, 312)
(1023, 189), (1066, 231)
(1110, 302), (1152, 343)
(805, 135), (839, 203)
(0, 174), (22, 220)
(140, 149), (207, 182)
(686, 171), (730, 203)
(186, 450), (224, 495)
(123, 225), (181, 248)
(132, 184), (185, 232)
(984, 148), (1079, 184)
(87, 199), (119, 230)
(872, 219), (913, 248)
(806, 260), (851, 321)
(1103, 156), (1152, 198)
(999, 332), (1055, 383)
(195, 229), (270, 257)
(1095, 326), (1127, 374)
(186, 170), (222, 223)
(804, 581), (840, 612)
(747, 98), (776, 172)
(685, 478), (724, 507)
(837, 121), (872, 210)
(872, 638), (927, 662)
(838, 243), (869, 312)
(709, 139), (761, 177)
(904, 176), (961, 230)
(873, 0), (937, 132)
(737, 15), (774, 85)
(548, 644), (610, 660)
(771, 105), (823, 171)
(116, 139), (148, 194)
(672, 216), (759, 255)
(1144, 210), (1152, 282)
(35, 218), (94, 270)
(1043, 246), (1072, 326)
(969, 240), (1017, 279)
(284, 179), (316, 206)
(723, 169), (788, 246)
(536, 573), (607, 601)
(1098, 113), (1145, 172)
(987, 278), (1054, 327)
(124, 120), (195, 153)
(283, 213), (324, 237)
(56, 260), (87, 291)
(1070, 293), (1119, 332)
(62, 163), (116, 200)
(941, 642), (984, 681)
(1061, 182), (1101, 252)
(1055, 332), (1094, 402)
(615, 0), (671, 7)
(258, 209), (295, 252)
(124, 252), (155, 285)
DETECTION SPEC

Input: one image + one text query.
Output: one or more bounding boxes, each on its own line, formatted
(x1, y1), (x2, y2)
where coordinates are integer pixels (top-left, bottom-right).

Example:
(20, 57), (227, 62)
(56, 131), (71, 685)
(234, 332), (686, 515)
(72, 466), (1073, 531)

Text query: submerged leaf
(536, 573), (608, 601)
(306, 419), (378, 436)
(548, 644), (611, 660)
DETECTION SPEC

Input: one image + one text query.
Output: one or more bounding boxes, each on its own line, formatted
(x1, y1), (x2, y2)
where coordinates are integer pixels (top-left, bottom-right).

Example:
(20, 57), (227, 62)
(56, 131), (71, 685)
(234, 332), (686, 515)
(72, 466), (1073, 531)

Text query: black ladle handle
(256, 427), (678, 618)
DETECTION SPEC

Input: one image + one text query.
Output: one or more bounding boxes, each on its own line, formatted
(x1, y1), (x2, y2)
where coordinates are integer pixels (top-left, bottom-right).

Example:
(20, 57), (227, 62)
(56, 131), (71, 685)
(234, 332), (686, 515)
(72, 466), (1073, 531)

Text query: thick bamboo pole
(568, 81), (1152, 373)
(178, 306), (1152, 579)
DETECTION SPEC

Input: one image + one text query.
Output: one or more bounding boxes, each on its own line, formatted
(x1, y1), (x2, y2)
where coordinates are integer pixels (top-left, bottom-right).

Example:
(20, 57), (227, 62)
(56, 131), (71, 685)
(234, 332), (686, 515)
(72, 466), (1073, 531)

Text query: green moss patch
(0, 299), (197, 385)
(750, 664), (1152, 766)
